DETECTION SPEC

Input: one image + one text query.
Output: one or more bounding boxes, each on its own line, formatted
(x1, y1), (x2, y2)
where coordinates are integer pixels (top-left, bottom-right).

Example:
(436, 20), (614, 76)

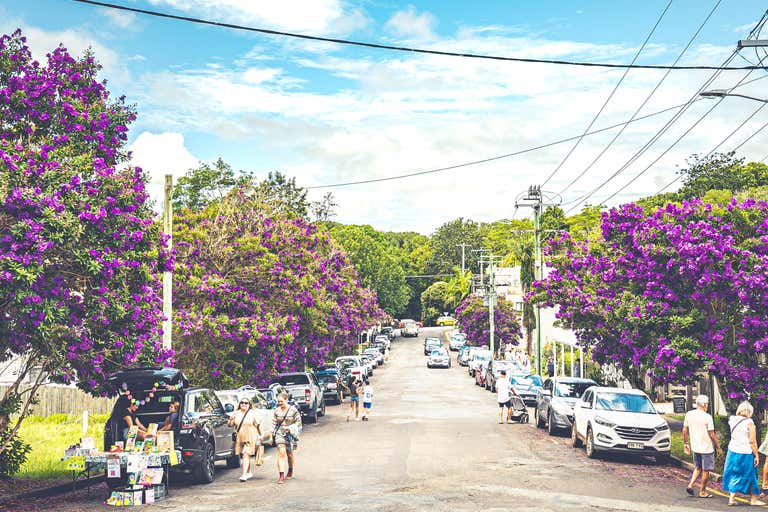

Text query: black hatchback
(103, 367), (238, 487)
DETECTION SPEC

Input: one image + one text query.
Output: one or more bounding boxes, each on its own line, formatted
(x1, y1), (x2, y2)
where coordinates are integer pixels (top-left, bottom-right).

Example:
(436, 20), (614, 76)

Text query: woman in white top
(721, 401), (764, 506)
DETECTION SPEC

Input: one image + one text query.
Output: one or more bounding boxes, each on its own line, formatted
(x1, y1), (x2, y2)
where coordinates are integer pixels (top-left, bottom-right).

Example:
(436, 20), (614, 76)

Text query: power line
(555, 0), (723, 197)
(307, 99), (702, 189)
(72, 0), (768, 71)
(541, 0), (673, 187)
(732, 117), (768, 151)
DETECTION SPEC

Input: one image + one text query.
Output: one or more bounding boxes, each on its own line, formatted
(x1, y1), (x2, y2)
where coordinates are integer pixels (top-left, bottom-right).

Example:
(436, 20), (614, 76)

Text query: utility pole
(162, 175), (173, 351)
(514, 185), (561, 375)
(472, 248), (489, 292)
(456, 243), (471, 275)
(488, 253), (496, 357)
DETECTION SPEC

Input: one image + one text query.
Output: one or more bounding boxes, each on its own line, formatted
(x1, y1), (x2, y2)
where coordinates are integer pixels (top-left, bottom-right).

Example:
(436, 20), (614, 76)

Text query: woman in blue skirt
(722, 401), (765, 506)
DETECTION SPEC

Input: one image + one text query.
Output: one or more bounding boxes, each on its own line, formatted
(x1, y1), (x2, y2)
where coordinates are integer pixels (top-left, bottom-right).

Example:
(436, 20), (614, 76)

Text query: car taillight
(182, 451), (194, 457)
(305, 389), (311, 400)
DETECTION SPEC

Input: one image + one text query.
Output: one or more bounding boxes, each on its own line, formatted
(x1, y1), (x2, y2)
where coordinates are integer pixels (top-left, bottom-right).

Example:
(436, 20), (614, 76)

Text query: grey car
(535, 377), (597, 436)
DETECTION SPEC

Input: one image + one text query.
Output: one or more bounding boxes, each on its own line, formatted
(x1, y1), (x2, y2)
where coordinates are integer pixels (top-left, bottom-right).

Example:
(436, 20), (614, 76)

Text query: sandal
(699, 494), (713, 498)
(750, 500), (766, 506)
(686, 487), (694, 496)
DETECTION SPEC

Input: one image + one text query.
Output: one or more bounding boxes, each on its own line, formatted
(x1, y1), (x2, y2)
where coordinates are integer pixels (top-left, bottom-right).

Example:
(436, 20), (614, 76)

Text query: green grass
(670, 425), (727, 476)
(15, 413), (109, 480)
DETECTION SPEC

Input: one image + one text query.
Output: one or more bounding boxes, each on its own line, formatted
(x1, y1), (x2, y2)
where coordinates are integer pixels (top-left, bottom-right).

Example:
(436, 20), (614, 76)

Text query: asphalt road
(10, 327), (743, 511)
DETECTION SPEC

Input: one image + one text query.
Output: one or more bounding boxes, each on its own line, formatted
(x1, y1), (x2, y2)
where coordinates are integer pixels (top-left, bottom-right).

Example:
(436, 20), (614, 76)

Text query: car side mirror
(224, 403), (234, 413)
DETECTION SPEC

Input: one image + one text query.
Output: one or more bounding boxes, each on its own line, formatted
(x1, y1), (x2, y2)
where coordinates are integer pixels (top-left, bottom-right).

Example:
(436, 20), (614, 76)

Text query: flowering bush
(173, 190), (384, 388)
(533, 198), (768, 407)
(0, 30), (172, 464)
(454, 294), (521, 350)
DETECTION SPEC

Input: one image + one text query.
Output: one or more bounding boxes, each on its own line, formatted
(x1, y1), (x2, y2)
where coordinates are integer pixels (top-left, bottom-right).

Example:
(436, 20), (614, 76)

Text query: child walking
(362, 379), (374, 421)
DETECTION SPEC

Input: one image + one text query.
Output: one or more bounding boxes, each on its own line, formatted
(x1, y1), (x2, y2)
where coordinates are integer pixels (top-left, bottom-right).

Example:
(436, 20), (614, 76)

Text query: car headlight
(655, 423), (670, 431)
(594, 416), (616, 428)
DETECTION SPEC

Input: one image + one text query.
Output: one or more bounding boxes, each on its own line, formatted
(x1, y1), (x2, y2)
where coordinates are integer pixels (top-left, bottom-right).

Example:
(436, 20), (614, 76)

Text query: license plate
(627, 442), (644, 450)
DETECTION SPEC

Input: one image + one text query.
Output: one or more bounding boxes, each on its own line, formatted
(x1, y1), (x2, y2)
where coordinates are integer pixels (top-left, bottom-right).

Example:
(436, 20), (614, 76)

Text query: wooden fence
(0, 384), (114, 417)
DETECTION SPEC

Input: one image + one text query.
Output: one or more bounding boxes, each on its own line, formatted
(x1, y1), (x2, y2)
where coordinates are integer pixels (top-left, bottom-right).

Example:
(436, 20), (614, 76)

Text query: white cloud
(103, 9), (138, 30)
(385, 6), (436, 40)
(128, 132), (200, 207)
(147, 0), (367, 34)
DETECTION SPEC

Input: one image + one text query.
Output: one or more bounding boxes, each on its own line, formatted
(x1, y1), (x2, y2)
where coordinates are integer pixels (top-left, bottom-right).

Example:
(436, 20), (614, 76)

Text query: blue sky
(1, 0), (767, 233)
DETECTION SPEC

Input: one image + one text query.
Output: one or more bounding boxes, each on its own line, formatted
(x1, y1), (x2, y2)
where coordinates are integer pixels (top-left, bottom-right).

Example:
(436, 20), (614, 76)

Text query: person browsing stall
(159, 400), (180, 432)
(121, 398), (147, 441)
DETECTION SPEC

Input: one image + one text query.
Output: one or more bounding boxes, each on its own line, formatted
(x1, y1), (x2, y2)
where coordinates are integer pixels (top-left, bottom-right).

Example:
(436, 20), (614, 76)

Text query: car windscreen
(216, 393), (238, 405)
(277, 374), (310, 386)
(554, 381), (594, 398)
(473, 353), (491, 361)
(595, 392), (656, 413)
(491, 361), (515, 371)
(336, 359), (357, 368)
(510, 375), (541, 387)
(430, 349), (447, 356)
(317, 374), (337, 383)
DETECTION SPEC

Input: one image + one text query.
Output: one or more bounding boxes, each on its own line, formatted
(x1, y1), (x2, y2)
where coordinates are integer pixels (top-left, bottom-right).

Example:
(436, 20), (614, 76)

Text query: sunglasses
(239, 401), (249, 405)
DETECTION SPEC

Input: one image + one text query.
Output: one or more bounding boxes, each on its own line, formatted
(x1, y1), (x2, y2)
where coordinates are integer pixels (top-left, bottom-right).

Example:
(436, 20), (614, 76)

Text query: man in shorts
(683, 395), (722, 498)
(361, 379), (373, 421)
(496, 370), (512, 424)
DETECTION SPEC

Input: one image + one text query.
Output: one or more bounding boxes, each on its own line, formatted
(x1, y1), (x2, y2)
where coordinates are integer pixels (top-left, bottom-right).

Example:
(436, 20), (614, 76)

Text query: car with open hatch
(103, 367), (238, 487)
(315, 367), (344, 404)
(571, 386), (671, 463)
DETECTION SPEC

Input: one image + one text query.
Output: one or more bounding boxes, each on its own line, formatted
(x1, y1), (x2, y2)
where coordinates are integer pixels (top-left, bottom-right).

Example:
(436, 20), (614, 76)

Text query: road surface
(6, 327), (740, 511)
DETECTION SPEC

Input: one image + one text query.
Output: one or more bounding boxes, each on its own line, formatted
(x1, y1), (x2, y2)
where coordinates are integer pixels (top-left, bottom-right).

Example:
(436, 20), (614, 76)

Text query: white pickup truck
(276, 372), (326, 424)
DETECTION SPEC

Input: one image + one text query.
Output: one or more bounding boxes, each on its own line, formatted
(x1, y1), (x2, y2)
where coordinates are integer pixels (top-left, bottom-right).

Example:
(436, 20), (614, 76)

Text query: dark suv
(103, 368), (238, 487)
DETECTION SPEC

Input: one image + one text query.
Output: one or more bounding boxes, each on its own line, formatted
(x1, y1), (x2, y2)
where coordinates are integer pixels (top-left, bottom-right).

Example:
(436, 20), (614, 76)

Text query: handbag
(232, 410), (248, 443)
(271, 409), (291, 447)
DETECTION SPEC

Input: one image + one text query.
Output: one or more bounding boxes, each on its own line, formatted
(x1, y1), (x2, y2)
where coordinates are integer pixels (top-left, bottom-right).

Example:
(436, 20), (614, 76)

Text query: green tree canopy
(428, 218), (483, 275)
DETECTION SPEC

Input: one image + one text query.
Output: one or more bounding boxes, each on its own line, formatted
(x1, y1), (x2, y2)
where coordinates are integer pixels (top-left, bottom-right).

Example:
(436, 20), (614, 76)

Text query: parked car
(448, 332), (467, 351)
(403, 321), (419, 337)
(257, 383), (292, 409)
(315, 368), (344, 404)
(381, 326), (396, 340)
(359, 354), (376, 375)
(424, 337), (442, 355)
(572, 386), (671, 463)
(468, 349), (492, 377)
(235, 389), (276, 444)
(474, 360), (491, 387)
(535, 377), (597, 435)
(436, 315), (456, 326)
(335, 356), (366, 380)
(276, 372), (326, 424)
(457, 345), (472, 366)
(363, 347), (384, 366)
(427, 347), (451, 368)
(374, 335), (392, 349)
(484, 360), (520, 392)
(214, 390), (240, 418)
(509, 374), (543, 406)
(104, 368), (238, 487)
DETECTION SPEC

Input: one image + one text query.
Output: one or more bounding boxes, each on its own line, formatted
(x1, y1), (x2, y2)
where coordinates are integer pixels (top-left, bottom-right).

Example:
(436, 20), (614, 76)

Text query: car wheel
(194, 441), (216, 483)
(585, 428), (598, 459)
(655, 453), (670, 465)
(571, 423), (583, 448)
(547, 411), (557, 436)
(226, 449), (241, 469)
(535, 408), (545, 429)
(319, 399), (326, 417)
(306, 403), (318, 424)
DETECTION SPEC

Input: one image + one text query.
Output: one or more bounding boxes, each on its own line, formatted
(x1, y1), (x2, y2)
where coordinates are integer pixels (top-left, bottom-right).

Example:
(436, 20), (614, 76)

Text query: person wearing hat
(228, 396), (262, 482)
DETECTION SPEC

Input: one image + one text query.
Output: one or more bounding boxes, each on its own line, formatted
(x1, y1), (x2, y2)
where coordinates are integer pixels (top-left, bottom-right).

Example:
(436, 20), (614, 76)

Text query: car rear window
(277, 374), (310, 386)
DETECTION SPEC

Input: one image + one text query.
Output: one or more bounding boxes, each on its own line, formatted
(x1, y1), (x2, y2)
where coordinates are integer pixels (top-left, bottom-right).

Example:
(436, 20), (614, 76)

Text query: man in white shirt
(682, 395), (722, 498)
(496, 370), (514, 424)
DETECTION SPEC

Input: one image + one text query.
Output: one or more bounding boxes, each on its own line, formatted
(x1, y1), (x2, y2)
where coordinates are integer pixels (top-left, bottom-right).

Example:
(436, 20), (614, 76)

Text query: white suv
(571, 386), (671, 464)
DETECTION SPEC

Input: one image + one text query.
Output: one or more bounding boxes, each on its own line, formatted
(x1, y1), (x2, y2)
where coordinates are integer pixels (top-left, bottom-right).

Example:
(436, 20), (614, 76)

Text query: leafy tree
(0, 31), (172, 468)
(252, 171), (310, 218)
(514, 238), (537, 357)
(428, 218), (483, 275)
(444, 270), (472, 311)
(677, 153), (768, 200)
(172, 158), (252, 210)
(173, 191), (383, 388)
(328, 224), (410, 316)
(564, 205), (603, 242)
(421, 281), (448, 324)
(381, 231), (433, 318)
(311, 192), (338, 222)
(454, 295), (522, 350)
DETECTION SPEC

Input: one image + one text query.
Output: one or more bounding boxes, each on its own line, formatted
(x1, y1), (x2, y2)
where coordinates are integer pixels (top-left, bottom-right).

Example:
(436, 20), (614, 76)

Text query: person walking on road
(759, 428), (768, 494)
(722, 401), (765, 506)
(273, 392), (302, 485)
(361, 379), (374, 421)
(496, 370), (513, 424)
(346, 375), (361, 422)
(228, 397), (262, 482)
(683, 395), (722, 498)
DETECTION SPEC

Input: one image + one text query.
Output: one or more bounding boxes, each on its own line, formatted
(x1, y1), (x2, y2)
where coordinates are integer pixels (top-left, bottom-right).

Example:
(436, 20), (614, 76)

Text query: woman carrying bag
(722, 401), (765, 506)
(228, 397), (262, 482)
(273, 392), (302, 484)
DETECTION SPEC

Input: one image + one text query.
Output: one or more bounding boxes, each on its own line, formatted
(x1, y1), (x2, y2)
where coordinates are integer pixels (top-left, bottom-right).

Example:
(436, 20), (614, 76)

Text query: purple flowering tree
(454, 295), (522, 350)
(173, 190), (384, 388)
(0, 31), (172, 464)
(534, 198), (768, 410)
